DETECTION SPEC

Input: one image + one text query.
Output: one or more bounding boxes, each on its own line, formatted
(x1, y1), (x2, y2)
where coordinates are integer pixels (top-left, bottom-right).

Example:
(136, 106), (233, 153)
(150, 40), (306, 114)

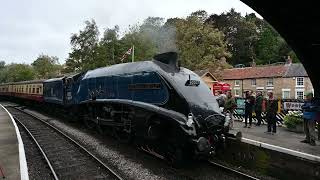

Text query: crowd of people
(216, 90), (319, 146)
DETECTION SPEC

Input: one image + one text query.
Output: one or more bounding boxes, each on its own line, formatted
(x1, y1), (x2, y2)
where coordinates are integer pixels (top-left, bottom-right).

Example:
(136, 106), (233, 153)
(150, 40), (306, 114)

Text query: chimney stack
(286, 55), (292, 64)
(250, 61), (256, 67)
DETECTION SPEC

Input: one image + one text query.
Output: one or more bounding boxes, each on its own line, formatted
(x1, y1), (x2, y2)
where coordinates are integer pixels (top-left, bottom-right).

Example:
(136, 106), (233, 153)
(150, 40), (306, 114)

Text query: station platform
(230, 120), (320, 161)
(0, 104), (28, 180)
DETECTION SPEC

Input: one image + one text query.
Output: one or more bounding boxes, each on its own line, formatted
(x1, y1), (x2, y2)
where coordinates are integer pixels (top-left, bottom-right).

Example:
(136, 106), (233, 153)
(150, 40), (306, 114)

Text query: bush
(284, 111), (303, 129)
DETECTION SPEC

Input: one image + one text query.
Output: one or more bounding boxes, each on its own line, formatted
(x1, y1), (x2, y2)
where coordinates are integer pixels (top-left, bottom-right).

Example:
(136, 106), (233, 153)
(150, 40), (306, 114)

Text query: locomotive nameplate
(128, 83), (161, 90)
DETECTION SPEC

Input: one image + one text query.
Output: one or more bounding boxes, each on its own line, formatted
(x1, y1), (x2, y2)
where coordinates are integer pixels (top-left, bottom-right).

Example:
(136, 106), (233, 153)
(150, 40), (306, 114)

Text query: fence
(232, 98), (304, 125)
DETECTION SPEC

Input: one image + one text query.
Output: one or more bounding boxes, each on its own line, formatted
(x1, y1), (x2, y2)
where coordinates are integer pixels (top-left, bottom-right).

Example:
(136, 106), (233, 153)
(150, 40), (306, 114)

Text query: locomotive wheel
(96, 124), (113, 136)
(112, 126), (133, 143)
(167, 145), (185, 168)
(83, 118), (96, 129)
(96, 123), (105, 134)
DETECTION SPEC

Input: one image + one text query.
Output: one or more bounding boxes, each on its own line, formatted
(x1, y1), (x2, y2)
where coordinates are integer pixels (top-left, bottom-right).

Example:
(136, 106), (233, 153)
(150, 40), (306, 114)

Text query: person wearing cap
(301, 92), (317, 146)
(265, 92), (278, 134)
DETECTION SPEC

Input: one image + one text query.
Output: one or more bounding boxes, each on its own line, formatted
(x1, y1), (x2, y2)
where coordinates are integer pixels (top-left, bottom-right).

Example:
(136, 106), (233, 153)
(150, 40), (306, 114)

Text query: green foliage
(66, 19), (100, 72)
(175, 12), (231, 71)
(206, 9), (299, 66)
(32, 54), (62, 79)
(99, 26), (121, 65)
(284, 111), (303, 129)
(0, 61), (5, 69)
(120, 23), (157, 62)
(0, 64), (35, 83)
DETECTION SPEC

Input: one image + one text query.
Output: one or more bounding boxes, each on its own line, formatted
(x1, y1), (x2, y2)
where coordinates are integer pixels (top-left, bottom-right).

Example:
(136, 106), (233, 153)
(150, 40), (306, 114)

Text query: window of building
(282, 89), (291, 99)
(267, 78), (273, 86)
(296, 77), (304, 87)
(296, 90), (304, 99)
(251, 79), (256, 86)
(235, 80), (240, 86)
(234, 89), (240, 97)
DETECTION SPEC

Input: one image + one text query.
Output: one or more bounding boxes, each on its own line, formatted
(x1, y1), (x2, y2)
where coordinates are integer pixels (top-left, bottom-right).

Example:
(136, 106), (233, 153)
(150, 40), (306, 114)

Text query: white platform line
(0, 104), (29, 180)
(242, 137), (320, 162)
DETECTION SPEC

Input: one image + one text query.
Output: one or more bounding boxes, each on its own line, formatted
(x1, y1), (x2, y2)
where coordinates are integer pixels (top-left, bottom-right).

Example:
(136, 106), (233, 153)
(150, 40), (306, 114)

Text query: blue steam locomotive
(42, 52), (228, 165)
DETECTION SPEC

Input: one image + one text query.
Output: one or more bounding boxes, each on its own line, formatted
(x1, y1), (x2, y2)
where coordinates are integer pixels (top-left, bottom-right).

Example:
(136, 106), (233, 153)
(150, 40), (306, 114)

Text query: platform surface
(0, 104), (28, 180)
(230, 120), (320, 158)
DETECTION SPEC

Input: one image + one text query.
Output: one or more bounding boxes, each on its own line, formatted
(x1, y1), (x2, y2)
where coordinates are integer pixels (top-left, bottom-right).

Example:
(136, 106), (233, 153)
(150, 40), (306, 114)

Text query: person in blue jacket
(301, 92), (317, 146)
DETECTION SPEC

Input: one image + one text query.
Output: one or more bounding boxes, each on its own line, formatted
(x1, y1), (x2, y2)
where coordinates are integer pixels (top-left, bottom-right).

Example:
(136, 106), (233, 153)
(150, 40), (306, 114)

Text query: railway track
(7, 107), (124, 180)
(208, 160), (260, 180)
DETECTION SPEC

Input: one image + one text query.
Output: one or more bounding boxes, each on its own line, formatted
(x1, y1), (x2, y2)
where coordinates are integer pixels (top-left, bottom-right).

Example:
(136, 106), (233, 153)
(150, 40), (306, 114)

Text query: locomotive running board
(85, 117), (124, 127)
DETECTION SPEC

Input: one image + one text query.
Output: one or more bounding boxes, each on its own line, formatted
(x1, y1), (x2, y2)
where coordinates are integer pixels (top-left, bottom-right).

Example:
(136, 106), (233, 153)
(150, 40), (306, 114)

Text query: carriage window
(36, 88), (40, 94)
(32, 88), (35, 93)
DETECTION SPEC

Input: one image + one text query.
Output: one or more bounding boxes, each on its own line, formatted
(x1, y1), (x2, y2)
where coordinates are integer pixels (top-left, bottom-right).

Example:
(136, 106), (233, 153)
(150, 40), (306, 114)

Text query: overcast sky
(0, 0), (260, 64)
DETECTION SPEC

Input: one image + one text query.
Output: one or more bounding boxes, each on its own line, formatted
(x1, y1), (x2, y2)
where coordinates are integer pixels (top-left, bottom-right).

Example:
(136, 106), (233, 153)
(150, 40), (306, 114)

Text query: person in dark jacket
(255, 91), (263, 126)
(224, 91), (237, 129)
(301, 92), (317, 146)
(244, 91), (255, 128)
(265, 92), (278, 134)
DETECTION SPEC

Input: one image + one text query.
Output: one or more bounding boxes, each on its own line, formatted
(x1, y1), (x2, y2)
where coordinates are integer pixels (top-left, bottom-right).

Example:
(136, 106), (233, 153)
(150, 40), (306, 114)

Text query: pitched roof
(194, 69), (209, 77)
(283, 63), (308, 77)
(194, 69), (218, 81)
(222, 63), (307, 80)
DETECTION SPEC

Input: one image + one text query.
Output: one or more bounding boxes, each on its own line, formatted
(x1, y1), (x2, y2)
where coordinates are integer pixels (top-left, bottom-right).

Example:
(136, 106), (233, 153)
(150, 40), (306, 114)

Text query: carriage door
(65, 78), (73, 104)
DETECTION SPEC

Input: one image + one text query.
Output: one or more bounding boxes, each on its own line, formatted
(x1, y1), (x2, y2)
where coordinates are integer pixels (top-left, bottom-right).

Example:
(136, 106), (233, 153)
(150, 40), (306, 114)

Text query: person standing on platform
(224, 91), (237, 129)
(216, 90), (226, 108)
(265, 92), (278, 134)
(244, 91), (255, 128)
(255, 91), (263, 126)
(301, 92), (317, 146)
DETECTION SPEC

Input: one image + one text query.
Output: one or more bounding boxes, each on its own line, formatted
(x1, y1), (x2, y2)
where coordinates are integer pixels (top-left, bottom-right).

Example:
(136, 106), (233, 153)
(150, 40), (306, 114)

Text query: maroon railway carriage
(0, 80), (44, 102)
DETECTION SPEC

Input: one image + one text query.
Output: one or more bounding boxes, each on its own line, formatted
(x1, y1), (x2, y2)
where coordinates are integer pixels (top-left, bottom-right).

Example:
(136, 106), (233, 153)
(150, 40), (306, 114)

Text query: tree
(32, 54), (62, 79)
(206, 9), (259, 66)
(206, 9), (299, 66)
(0, 61), (5, 69)
(2, 64), (36, 82)
(255, 22), (299, 64)
(98, 26), (121, 65)
(175, 11), (231, 71)
(66, 19), (100, 72)
(119, 24), (157, 63)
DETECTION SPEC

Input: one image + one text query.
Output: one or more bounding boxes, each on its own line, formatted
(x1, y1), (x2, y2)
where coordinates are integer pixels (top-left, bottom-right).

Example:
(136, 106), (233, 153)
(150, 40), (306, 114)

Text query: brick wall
(225, 77), (314, 99)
